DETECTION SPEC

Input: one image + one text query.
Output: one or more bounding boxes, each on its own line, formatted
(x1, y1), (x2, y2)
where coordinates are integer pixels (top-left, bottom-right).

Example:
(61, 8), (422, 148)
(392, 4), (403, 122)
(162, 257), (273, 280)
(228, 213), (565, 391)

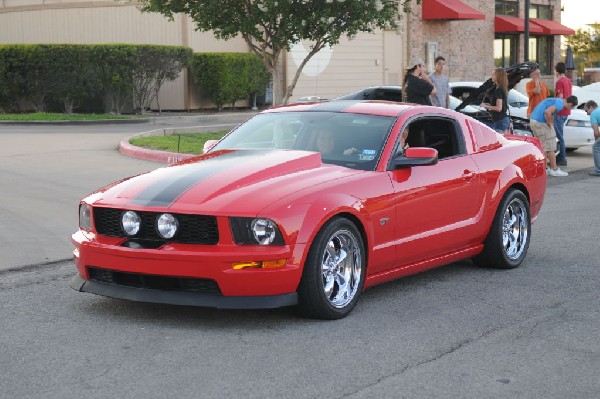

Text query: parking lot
(1, 116), (599, 398)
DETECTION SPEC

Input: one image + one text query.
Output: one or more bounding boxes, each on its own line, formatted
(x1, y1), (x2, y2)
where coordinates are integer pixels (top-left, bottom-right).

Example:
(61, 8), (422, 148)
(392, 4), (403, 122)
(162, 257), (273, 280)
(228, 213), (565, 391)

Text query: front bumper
(71, 230), (306, 308)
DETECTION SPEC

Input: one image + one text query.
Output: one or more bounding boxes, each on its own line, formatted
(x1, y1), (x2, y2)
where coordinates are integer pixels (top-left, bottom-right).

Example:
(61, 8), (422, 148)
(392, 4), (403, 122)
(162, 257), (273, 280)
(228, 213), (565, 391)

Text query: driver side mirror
(392, 147), (438, 169)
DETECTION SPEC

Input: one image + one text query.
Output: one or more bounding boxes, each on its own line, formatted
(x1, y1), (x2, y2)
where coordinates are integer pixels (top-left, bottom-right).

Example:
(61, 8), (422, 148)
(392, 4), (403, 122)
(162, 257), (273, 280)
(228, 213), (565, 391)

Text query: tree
(191, 53), (270, 111)
(90, 45), (136, 114)
(50, 45), (98, 114)
(566, 24), (600, 70)
(139, 0), (419, 105)
(131, 45), (192, 114)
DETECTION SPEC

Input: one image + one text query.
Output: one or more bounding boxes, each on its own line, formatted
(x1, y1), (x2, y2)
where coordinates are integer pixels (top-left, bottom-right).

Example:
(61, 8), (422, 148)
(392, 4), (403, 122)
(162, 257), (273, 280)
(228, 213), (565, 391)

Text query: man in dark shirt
(404, 58), (436, 105)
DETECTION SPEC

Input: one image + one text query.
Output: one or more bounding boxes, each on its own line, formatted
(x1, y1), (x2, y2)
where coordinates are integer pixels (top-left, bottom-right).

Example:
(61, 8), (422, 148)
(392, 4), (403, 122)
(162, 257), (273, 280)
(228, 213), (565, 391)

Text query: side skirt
(364, 244), (484, 289)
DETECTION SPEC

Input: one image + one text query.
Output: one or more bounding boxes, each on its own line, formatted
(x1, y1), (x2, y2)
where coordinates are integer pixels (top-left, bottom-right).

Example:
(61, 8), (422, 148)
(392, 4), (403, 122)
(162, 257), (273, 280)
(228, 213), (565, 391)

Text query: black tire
(297, 217), (366, 319)
(473, 189), (531, 269)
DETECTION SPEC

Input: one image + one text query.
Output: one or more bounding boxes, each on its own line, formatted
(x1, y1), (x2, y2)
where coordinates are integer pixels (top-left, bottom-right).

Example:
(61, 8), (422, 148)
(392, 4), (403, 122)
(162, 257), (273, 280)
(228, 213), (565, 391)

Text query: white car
(451, 81), (594, 151)
(572, 84), (600, 110)
(564, 109), (596, 150)
(450, 81), (529, 119)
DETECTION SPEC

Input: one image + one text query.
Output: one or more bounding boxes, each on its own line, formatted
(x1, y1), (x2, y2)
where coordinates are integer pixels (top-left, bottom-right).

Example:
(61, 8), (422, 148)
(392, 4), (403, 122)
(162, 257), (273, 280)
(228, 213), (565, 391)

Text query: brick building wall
(405, 0), (562, 85)
(407, 0), (494, 82)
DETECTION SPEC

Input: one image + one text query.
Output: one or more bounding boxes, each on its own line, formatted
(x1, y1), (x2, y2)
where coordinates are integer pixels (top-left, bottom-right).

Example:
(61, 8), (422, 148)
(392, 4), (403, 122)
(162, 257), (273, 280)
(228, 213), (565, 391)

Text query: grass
(129, 131), (228, 155)
(0, 112), (141, 121)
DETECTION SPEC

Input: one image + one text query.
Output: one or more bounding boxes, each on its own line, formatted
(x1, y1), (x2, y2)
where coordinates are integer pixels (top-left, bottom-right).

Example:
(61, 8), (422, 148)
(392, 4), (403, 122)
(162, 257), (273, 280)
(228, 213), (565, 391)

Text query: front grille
(88, 266), (222, 294)
(93, 208), (219, 245)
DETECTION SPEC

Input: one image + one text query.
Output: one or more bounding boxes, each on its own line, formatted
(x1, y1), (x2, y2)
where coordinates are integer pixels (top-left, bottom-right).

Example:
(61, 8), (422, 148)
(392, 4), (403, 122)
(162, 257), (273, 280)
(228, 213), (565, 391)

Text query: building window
(528, 4), (553, 75)
(495, 0), (519, 16)
(529, 4), (552, 20)
(528, 36), (552, 74)
(494, 35), (517, 67)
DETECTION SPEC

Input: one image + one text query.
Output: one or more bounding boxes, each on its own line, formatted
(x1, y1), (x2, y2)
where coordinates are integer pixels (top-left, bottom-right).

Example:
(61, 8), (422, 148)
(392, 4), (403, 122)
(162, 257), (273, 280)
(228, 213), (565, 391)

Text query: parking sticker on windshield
(359, 149), (376, 161)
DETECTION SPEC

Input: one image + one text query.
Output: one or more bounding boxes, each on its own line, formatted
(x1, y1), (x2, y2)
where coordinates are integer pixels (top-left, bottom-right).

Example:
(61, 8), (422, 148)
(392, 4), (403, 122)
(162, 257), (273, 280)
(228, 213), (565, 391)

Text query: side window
(372, 89), (403, 102)
(382, 90), (403, 102)
(400, 118), (465, 160)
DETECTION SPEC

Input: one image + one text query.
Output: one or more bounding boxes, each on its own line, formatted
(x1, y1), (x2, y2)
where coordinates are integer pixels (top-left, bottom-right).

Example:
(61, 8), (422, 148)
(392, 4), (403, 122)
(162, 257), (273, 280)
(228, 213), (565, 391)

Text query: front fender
(264, 191), (369, 239)
(257, 192), (381, 275)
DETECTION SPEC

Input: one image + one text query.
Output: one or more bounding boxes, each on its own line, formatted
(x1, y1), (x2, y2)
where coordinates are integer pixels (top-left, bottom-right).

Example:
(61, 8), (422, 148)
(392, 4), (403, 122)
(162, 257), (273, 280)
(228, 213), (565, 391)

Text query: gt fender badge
(379, 217), (389, 226)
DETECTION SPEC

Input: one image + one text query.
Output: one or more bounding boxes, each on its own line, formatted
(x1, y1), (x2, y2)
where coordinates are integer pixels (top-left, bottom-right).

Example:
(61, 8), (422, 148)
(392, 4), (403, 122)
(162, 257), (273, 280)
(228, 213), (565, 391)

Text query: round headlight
(157, 213), (178, 239)
(122, 211), (141, 236)
(79, 204), (92, 231)
(251, 218), (277, 245)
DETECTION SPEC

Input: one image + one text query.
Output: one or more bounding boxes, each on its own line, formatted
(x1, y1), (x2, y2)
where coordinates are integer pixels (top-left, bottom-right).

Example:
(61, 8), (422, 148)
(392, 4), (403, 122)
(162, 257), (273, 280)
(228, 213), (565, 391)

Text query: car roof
(266, 100), (414, 117)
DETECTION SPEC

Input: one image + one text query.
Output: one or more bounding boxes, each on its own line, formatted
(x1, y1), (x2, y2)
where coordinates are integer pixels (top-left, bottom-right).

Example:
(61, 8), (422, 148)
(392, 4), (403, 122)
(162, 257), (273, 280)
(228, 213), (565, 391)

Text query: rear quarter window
(467, 119), (502, 152)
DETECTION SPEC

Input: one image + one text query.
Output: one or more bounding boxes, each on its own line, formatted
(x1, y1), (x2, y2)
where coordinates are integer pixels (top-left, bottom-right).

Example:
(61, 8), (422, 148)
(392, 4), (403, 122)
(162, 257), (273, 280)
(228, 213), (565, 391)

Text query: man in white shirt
(430, 56), (450, 108)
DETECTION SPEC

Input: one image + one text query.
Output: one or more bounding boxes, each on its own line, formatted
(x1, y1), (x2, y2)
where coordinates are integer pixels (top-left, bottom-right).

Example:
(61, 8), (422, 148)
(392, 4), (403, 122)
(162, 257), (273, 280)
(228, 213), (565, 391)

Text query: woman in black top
(403, 58), (436, 105)
(481, 67), (510, 133)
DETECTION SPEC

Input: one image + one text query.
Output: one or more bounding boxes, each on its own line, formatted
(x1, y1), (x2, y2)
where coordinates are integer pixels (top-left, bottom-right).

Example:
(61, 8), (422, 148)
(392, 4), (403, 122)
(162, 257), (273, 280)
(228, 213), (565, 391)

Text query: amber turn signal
(232, 259), (287, 270)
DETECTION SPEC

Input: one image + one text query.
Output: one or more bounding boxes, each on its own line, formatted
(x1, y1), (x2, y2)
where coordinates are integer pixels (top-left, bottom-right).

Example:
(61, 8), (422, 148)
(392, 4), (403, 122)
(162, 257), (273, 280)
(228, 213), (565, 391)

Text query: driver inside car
(314, 128), (359, 156)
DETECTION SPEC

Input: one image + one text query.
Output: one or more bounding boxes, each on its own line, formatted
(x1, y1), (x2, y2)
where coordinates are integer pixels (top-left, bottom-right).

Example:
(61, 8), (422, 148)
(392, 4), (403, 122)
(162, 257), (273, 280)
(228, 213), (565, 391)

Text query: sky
(560, 0), (600, 31)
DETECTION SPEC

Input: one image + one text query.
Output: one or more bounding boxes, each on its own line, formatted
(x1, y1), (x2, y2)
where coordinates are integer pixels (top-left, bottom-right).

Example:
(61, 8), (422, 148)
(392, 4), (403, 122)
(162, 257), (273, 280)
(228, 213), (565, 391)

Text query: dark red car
(71, 101), (546, 319)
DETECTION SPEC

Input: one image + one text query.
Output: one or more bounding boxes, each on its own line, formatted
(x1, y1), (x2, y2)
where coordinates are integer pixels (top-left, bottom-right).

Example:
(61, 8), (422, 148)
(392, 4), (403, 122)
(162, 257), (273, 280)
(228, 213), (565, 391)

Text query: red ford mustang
(70, 101), (547, 319)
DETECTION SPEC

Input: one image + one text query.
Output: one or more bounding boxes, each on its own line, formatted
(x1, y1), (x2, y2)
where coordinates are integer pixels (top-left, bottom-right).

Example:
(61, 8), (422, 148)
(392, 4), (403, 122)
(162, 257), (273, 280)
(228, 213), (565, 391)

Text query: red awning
(530, 18), (576, 35)
(422, 0), (485, 20)
(495, 15), (544, 34)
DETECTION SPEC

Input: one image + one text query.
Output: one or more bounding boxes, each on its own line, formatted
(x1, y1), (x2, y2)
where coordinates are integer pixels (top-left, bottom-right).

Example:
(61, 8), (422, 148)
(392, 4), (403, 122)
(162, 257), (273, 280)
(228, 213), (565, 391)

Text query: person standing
(554, 62), (573, 166)
(481, 67), (510, 134)
(584, 100), (600, 177)
(403, 58), (436, 105)
(526, 68), (550, 117)
(529, 96), (578, 177)
(430, 56), (450, 108)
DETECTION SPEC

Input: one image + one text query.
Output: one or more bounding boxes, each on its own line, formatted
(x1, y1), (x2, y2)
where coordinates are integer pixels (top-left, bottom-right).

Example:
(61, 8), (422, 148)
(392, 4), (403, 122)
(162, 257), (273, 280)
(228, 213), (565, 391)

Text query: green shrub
(191, 53), (270, 111)
(0, 44), (192, 114)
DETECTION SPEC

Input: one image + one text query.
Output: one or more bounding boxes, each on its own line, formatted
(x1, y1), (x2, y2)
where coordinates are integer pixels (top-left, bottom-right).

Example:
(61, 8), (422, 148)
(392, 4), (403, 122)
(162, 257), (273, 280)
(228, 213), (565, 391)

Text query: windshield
(211, 111), (395, 171)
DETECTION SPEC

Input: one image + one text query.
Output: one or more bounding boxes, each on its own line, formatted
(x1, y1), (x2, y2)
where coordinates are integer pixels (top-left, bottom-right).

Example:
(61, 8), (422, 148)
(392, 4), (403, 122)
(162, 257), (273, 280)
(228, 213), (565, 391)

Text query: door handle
(462, 170), (476, 181)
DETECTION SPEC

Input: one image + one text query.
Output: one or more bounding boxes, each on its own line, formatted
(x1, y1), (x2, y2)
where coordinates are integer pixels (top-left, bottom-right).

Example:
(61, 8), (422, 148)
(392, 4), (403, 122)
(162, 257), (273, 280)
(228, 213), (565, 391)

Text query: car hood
(88, 149), (362, 215)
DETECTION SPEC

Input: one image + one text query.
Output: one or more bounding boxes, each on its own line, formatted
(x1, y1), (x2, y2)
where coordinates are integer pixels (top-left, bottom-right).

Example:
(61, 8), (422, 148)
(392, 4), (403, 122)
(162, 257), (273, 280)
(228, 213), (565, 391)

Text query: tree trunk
(271, 62), (283, 105)
(282, 44), (325, 105)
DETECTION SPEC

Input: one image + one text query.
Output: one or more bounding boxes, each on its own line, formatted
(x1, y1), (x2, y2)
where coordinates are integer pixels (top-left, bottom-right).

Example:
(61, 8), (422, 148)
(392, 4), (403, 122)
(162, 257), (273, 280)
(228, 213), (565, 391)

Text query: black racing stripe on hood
(129, 151), (256, 207)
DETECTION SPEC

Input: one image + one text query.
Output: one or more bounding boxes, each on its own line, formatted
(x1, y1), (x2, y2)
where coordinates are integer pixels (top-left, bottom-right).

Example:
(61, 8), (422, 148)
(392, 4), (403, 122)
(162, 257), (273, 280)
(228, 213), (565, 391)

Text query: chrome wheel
(502, 197), (528, 260)
(298, 217), (365, 319)
(321, 230), (362, 308)
(473, 189), (531, 269)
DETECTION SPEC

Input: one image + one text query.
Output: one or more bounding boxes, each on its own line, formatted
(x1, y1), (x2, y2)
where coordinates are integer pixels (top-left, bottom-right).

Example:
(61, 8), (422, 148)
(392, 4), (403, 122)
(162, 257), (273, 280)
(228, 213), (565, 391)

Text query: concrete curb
(0, 118), (150, 125)
(119, 122), (240, 164)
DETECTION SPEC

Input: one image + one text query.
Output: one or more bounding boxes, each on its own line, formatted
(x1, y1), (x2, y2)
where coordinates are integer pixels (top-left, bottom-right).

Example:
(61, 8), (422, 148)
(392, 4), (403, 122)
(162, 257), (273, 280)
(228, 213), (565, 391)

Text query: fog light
(157, 213), (178, 239)
(122, 211), (141, 236)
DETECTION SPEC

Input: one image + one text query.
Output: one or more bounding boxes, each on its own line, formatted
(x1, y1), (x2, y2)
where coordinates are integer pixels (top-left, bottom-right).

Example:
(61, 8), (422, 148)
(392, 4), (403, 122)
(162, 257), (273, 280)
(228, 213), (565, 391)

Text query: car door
(387, 117), (484, 266)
